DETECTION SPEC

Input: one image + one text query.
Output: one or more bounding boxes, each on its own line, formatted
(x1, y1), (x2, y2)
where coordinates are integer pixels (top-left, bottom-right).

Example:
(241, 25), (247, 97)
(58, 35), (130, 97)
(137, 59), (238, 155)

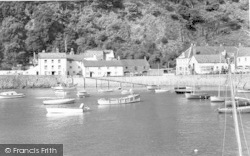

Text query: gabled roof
(82, 50), (104, 60)
(82, 59), (149, 67)
(193, 55), (227, 63)
(38, 53), (67, 59)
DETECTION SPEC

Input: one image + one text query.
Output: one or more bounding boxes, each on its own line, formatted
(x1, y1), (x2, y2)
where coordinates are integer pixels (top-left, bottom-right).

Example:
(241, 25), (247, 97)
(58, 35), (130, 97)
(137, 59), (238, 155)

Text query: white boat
(46, 103), (90, 114)
(98, 94), (140, 105)
(77, 90), (90, 98)
(43, 98), (75, 105)
(98, 89), (114, 92)
(185, 93), (210, 99)
(155, 89), (169, 93)
(121, 89), (134, 95)
(51, 83), (77, 91)
(237, 89), (250, 93)
(210, 96), (225, 102)
(147, 85), (159, 90)
(0, 91), (25, 99)
(218, 106), (250, 113)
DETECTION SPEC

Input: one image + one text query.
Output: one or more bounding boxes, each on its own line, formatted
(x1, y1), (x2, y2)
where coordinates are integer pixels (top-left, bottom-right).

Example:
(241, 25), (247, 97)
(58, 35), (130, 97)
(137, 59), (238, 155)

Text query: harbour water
(0, 88), (250, 156)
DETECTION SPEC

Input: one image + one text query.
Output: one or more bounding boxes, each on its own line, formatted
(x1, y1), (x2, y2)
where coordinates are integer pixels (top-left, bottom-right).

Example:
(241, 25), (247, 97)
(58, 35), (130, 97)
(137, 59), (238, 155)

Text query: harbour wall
(0, 74), (249, 89)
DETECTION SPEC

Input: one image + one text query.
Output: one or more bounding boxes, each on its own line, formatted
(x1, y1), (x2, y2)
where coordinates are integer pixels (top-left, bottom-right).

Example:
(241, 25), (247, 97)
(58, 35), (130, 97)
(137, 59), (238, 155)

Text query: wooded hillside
(0, 0), (248, 69)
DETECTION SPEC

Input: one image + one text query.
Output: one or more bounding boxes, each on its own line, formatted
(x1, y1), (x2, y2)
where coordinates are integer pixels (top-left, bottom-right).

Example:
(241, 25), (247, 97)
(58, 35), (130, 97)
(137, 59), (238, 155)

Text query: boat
(237, 89), (250, 93)
(51, 83), (77, 91)
(98, 89), (114, 92)
(174, 86), (194, 94)
(97, 94), (140, 105)
(225, 97), (250, 107)
(185, 93), (210, 99)
(154, 89), (169, 93)
(218, 106), (250, 113)
(43, 98), (75, 105)
(121, 89), (134, 95)
(147, 85), (159, 90)
(77, 90), (90, 98)
(210, 96), (225, 102)
(0, 91), (25, 99)
(46, 103), (90, 114)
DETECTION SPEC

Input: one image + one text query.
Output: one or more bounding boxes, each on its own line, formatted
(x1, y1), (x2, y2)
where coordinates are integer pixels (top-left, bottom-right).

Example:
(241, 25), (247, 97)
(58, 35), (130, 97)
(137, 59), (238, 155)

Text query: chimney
(33, 52), (36, 58)
(70, 48), (74, 55)
(239, 43), (242, 47)
(42, 50), (45, 53)
(117, 56), (120, 60)
(56, 48), (59, 53)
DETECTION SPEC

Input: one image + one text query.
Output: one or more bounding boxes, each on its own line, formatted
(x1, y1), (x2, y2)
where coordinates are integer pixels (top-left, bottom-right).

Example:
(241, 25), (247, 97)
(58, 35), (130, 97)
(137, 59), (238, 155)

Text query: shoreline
(0, 74), (249, 89)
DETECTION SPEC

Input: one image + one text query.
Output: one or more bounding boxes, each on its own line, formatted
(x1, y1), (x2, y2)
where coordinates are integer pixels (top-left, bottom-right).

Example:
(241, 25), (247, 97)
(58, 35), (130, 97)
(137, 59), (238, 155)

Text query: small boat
(210, 96), (225, 102)
(225, 97), (250, 107)
(218, 106), (250, 113)
(185, 93), (210, 99)
(147, 85), (159, 90)
(98, 89), (114, 93)
(155, 89), (169, 93)
(237, 89), (250, 93)
(52, 83), (77, 91)
(0, 91), (25, 99)
(98, 94), (140, 105)
(175, 89), (193, 94)
(121, 89), (134, 95)
(43, 98), (75, 105)
(46, 103), (90, 114)
(77, 90), (90, 98)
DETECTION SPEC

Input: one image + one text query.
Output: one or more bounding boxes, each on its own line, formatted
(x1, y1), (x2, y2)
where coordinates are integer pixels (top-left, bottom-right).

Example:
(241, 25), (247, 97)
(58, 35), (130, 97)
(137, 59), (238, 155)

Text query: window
(70, 66), (72, 69)
(144, 66), (146, 69)
(51, 60), (54, 63)
(69, 60), (72, 63)
(78, 66), (80, 69)
(134, 66), (137, 70)
(179, 67), (182, 70)
(52, 65), (54, 69)
(125, 66), (128, 69)
(44, 65), (47, 70)
(58, 65), (61, 69)
(44, 60), (47, 63)
(58, 60), (61, 63)
(98, 67), (101, 70)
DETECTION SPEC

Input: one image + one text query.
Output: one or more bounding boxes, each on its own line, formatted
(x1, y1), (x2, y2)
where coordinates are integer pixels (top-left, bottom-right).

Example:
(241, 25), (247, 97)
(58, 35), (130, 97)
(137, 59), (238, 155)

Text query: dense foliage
(0, 0), (248, 69)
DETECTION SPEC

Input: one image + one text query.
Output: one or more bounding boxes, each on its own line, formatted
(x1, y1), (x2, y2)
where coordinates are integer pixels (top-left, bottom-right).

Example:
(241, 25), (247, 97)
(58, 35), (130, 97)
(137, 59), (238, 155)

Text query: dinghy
(43, 98), (75, 105)
(98, 94), (140, 105)
(46, 103), (90, 114)
(0, 91), (25, 99)
(218, 106), (250, 113)
(77, 90), (90, 98)
(155, 89), (169, 93)
(210, 96), (225, 102)
(185, 93), (210, 99)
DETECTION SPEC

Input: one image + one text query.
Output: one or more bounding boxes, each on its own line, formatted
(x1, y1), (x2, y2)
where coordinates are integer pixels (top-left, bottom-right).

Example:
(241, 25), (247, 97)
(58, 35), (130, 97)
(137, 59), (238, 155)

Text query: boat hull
(218, 106), (250, 113)
(185, 93), (210, 99)
(210, 96), (225, 102)
(155, 89), (169, 93)
(175, 89), (193, 94)
(43, 98), (75, 105)
(98, 94), (140, 105)
(0, 94), (25, 99)
(237, 89), (250, 93)
(46, 107), (89, 114)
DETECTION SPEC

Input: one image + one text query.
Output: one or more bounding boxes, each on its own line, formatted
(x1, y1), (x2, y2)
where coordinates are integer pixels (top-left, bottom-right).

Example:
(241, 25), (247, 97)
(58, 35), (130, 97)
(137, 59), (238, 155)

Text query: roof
(82, 50), (104, 60)
(38, 53), (67, 59)
(178, 44), (238, 59)
(83, 59), (149, 67)
(67, 54), (86, 61)
(238, 47), (250, 57)
(194, 55), (227, 63)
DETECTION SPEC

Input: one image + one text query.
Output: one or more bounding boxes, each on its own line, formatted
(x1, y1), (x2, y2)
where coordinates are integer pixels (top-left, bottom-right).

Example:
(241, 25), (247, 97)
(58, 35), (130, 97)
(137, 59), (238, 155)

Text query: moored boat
(175, 89), (193, 94)
(225, 97), (250, 107)
(147, 85), (159, 90)
(185, 93), (210, 99)
(52, 83), (77, 91)
(218, 106), (250, 113)
(0, 91), (25, 99)
(98, 94), (140, 105)
(46, 103), (90, 114)
(98, 89), (114, 92)
(210, 96), (225, 102)
(155, 89), (169, 93)
(77, 90), (90, 98)
(237, 89), (250, 93)
(121, 89), (134, 95)
(43, 98), (75, 105)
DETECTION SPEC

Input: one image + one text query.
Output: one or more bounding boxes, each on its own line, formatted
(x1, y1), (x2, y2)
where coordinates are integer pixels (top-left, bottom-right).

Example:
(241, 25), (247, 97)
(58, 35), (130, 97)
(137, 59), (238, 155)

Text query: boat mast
(228, 58), (243, 156)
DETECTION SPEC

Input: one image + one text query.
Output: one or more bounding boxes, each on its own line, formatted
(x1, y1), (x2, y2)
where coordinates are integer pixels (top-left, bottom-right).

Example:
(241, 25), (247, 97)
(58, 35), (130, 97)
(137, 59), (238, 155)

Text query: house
(176, 44), (237, 75)
(189, 55), (228, 74)
(236, 47), (250, 73)
(82, 59), (150, 77)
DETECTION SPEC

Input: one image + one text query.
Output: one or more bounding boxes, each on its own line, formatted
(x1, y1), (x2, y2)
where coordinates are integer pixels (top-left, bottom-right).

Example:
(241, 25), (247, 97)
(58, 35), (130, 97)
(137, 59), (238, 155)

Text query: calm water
(0, 88), (250, 156)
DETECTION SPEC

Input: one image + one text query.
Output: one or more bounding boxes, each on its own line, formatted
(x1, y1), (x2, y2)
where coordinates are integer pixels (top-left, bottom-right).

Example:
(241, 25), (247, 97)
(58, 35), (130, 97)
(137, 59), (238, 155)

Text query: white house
(83, 49), (115, 61)
(236, 47), (250, 72)
(176, 44), (238, 75)
(189, 55), (228, 74)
